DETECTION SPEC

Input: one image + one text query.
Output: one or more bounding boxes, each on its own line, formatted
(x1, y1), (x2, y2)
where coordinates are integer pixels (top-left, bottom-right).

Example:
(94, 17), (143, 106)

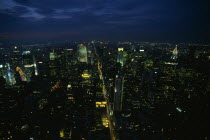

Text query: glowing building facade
(117, 48), (124, 66)
(78, 44), (88, 63)
(171, 45), (178, 60)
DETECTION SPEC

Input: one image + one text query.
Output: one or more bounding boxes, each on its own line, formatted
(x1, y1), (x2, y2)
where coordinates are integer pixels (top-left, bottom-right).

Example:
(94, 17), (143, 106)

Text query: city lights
(0, 0), (208, 137)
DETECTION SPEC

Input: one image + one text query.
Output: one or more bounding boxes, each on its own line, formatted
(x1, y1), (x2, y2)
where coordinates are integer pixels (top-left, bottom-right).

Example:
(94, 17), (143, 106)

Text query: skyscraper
(114, 75), (124, 112)
(78, 44), (88, 63)
(171, 45), (178, 60)
(117, 48), (124, 66)
(50, 52), (56, 60)
(22, 51), (33, 81)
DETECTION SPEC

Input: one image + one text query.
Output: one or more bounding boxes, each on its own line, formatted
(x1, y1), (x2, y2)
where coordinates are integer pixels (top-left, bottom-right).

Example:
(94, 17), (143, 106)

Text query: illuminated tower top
(78, 44), (88, 63)
(117, 48), (124, 66)
(171, 45), (178, 60)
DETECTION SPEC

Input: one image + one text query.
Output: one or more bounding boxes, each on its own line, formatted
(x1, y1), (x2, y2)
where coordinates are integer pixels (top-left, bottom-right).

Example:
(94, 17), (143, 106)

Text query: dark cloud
(0, 0), (209, 42)
(13, 0), (31, 5)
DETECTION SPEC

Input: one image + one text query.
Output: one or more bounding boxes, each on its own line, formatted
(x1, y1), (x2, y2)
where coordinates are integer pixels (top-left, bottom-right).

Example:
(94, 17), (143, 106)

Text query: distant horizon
(1, 0), (209, 43)
(0, 38), (209, 45)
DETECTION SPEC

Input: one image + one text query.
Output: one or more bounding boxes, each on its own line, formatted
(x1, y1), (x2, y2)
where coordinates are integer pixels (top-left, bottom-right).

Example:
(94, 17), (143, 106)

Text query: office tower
(78, 44), (88, 63)
(86, 45), (92, 64)
(10, 46), (22, 69)
(171, 45), (178, 60)
(117, 48), (124, 66)
(22, 51), (34, 81)
(0, 64), (8, 84)
(114, 75), (124, 112)
(49, 50), (59, 78)
(65, 49), (75, 64)
(50, 51), (56, 60)
(33, 56), (38, 76)
(0, 64), (5, 77)
(5, 63), (15, 85)
(16, 67), (27, 81)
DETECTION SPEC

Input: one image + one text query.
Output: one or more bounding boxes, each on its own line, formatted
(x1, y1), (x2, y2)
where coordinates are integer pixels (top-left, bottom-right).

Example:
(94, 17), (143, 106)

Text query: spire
(171, 45), (178, 60)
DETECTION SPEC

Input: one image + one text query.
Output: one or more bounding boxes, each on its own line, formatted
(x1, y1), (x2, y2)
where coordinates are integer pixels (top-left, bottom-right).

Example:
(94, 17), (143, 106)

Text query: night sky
(0, 0), (209, 42)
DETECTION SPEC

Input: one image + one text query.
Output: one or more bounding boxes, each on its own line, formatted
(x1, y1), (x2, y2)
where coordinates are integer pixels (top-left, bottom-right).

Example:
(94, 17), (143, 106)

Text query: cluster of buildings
(0, 41), (209, 140)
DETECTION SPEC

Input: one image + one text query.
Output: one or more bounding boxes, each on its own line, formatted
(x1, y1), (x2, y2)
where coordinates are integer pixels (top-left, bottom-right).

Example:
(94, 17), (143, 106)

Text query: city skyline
(0, 41), (209, 140)
(0, 0), (209, 139)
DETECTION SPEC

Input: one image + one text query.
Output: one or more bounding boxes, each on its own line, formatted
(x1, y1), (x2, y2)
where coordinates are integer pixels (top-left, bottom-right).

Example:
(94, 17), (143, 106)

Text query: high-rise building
(0, 64), (5, 77)
(171, 45), (178, 60)
(78, 44), (88, 63)
(33, 56), (38, 76)
(50, 52), (56, 60)
(117, 48), (124, 66)
(114, 75), (124, 112)
(86, 45), (93, 64)
(22, 51), (34, 81)
(5, 63), (15, 85)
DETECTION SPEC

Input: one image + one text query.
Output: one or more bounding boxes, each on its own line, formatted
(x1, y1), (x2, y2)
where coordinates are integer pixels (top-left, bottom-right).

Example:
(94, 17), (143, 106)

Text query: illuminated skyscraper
(114, 75), (124, 112)
(33, 56), (38, 76)
(171, 45), (178, 60)
(86, 45), (94, 65)
(117, 48), (124, 66)
(50, 52), (56, 60)
(0, 64), (4, 77)
(78, 44), (88, 63)
(16, 67), (27, 82)
(22, 51), (33, 81)
(5, 63), (15, 85)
